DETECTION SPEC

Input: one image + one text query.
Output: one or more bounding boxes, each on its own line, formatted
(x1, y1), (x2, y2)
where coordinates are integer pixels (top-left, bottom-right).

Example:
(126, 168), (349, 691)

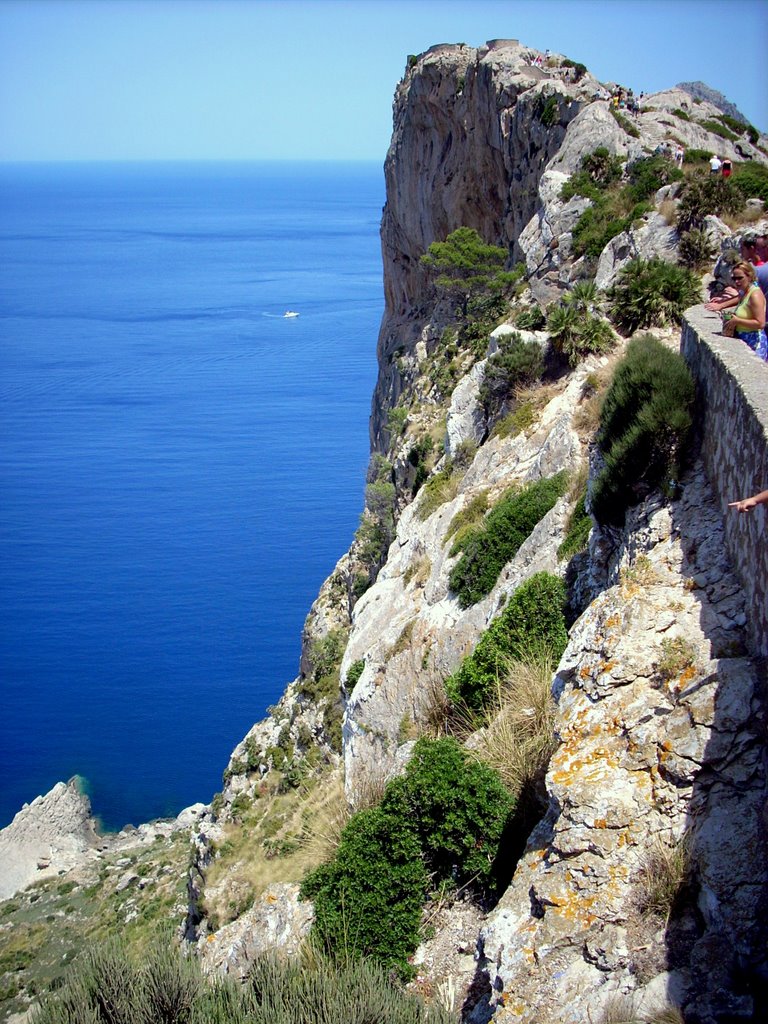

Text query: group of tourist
(705, 233), (768, 362)
(611, 87), (641, 116)
(708, 154), (733, 178)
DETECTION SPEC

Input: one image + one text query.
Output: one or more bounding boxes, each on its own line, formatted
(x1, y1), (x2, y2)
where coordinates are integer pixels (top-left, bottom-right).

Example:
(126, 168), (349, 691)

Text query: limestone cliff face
(371, 42), (766, 452)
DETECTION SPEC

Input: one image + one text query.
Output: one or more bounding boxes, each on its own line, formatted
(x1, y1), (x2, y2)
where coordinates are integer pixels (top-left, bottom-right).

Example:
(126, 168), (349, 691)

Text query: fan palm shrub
(606, 258), (700, 335)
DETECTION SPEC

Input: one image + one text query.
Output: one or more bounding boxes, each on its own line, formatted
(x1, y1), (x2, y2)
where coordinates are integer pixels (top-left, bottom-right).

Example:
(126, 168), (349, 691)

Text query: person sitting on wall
(721, 261), (768, 361)
(729, 489), (768, 512)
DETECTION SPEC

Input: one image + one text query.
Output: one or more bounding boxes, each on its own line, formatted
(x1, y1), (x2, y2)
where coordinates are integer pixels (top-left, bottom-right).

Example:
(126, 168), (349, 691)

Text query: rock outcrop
(0, 780), (100, 900)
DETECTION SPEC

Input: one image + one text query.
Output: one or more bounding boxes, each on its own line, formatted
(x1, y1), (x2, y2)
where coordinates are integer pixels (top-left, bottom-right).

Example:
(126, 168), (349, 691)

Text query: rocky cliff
(3, 38), (768, 1024)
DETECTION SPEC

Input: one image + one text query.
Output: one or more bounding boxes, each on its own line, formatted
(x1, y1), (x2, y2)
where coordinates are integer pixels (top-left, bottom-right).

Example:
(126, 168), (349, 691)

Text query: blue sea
(0, 161), (384, 831)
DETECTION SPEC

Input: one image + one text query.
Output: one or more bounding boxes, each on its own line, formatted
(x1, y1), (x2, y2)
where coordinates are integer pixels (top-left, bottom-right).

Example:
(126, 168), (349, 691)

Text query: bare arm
(728, 489), (768, 512)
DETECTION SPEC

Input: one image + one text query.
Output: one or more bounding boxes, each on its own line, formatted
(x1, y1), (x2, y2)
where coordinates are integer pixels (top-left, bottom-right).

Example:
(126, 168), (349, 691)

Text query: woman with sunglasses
(721, 261), (768, 361)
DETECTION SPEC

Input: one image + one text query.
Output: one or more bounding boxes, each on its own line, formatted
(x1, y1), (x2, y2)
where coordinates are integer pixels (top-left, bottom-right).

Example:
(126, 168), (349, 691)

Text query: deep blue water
(0, 161), (383, 831)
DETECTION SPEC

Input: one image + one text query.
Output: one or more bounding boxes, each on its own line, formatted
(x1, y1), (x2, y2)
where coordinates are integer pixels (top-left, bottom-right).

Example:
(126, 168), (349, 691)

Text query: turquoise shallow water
(0, 161), (384, 830)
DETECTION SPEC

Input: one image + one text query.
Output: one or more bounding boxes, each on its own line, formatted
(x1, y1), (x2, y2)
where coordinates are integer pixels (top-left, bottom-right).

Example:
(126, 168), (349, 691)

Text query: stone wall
(681, 305), (768, 656)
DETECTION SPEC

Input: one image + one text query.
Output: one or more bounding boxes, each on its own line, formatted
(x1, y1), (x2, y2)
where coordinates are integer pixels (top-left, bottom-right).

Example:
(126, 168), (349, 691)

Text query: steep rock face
(343, 364), (590, 799)
(469, 469), (768, 1023)
(373, 40), (590, 449)
(372, 47), (766, 451)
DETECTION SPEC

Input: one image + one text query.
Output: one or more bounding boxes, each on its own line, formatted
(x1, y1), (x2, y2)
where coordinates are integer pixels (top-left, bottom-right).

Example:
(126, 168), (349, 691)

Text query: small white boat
(283, 310), (299, 318)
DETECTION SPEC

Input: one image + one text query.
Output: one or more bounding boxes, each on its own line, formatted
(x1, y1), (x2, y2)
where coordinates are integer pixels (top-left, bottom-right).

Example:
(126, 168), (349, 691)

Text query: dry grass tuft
(469, 655), (557, 800)
(635, 833), (691, 924)
(596, 993), (685, 1024)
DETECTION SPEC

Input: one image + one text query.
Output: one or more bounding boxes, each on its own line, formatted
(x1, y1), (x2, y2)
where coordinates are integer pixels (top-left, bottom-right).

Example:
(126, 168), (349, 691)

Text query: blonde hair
(732, 261), (756, 285)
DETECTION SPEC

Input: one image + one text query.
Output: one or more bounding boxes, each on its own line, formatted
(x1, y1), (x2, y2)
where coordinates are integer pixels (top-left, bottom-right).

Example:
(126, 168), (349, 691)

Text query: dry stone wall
(680, 306), (768, 657)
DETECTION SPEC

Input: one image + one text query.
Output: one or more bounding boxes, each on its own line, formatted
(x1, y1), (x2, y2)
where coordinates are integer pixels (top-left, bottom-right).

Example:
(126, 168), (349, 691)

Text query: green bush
(683, 148), (713, 164)
(558, 494), (592, 560)
(626, 155), (683, 202)
(561, 147), (624, 202)
(700, 118), (738, 141)
(547, 302), (615, 366)
(537, 93), (559, 128)
(678, 228), (716, 270)
(561, 58), (587, 80)
(447, 573), (568, 711)
(676, 175), (744, 231)
(515, 305), (546, 330)
(302, 737), (513, 977)
(732, 160), (768, 205)
(301, 804), (428, 978)
(591, 335), (695, 526)
(449, 473), (568, 608)
(345, 659), (365, 689)
(611, 108), (640, 138)
(383, 738), (514, 890)
(606, 258), (700, 334)
(479, 331), (545, 417)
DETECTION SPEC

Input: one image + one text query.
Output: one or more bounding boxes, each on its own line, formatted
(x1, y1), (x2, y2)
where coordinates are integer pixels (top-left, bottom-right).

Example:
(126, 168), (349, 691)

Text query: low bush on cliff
(606, 258), (700, 334)
(301, 737), (513, 977)
(449, 473), (569, 608)
(446, 572), (568, 712)
(675, 174), (744, 231)
(31, 936), (454, 1024)
(591, 334), (695, 526)
(547, 282), (616, 366)
(479, 330), (545, 418)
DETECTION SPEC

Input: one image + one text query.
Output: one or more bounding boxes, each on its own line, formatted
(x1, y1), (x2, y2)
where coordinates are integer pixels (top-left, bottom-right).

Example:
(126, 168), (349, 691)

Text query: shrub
(699, 118), (738, 141)
(606, 258), (700, 334)
(558, 494), (592, 560)
(610, 108), (640, 138)
(682, 147), (713, 164)
(383, 737), (514, 891)
(581, 147), (624, 188)
(561, 58), (587, 80)
(479, 331), (545, 417)
(447, 572), (568, 712)
(301, 803), (428, 978)
(676, 175), (744, 231)
(547, 287), (616, 366)
(626, 154), (683, 202)
(677, 228), (716, 270)
(671, 107), (690, 121)
(732, 159), (768, 205)
(515, 305), (546, 330)
(591, 335), (695, 525)
(302, 737), (513, 977)
(537, 93), (559, 127)
(571, 194), (650, 262)
(345, 659), (365, 689)
(449, 473), (569, 608)
(32, 941), (453, 1024)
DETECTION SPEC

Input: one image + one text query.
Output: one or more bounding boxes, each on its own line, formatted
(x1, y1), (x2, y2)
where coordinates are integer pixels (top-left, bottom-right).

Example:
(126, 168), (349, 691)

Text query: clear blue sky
(1, 0), (766, 162)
